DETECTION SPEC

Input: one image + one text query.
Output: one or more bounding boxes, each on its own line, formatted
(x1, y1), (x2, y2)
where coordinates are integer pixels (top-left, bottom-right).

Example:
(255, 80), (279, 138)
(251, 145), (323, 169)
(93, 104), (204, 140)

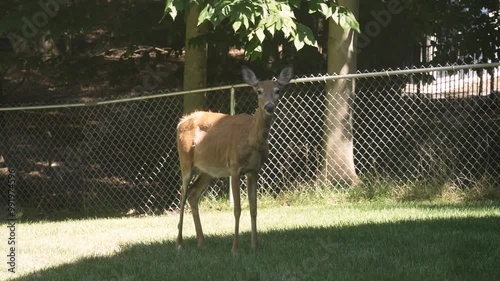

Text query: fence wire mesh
(1, 64), (499, 218)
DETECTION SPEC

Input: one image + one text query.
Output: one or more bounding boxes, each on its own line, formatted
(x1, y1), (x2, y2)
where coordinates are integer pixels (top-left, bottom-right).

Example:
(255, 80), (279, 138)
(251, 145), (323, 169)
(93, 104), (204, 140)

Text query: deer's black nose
(264, 103), (275, 114)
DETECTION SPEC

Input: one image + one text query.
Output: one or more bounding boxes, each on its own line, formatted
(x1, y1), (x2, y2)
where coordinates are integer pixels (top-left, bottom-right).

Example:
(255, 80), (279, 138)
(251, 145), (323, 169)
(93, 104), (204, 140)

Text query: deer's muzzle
(264, 103), (275, 115)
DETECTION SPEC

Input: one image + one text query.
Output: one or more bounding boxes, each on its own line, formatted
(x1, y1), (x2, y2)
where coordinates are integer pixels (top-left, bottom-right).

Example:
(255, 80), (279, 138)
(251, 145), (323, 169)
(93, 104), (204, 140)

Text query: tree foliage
(163, 0), (359, 60)
(0, 0), (497, 100)
(417, 0), (499, 64)
(358, 0), (499, 69)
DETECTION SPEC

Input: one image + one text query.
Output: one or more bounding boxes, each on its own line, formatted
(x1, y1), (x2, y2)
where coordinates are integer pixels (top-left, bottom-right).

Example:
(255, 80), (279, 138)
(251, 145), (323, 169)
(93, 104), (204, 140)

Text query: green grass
(2, 201), (500, 281)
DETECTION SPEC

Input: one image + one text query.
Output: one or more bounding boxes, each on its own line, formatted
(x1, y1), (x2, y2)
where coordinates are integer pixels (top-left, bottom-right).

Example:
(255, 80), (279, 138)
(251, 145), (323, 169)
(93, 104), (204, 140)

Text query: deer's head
(242, 66), (293, 116)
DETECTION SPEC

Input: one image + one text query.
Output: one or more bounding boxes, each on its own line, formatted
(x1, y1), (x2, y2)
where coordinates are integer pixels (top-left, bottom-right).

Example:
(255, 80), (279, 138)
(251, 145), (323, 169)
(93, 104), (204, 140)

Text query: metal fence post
(229, 87), (235, 207)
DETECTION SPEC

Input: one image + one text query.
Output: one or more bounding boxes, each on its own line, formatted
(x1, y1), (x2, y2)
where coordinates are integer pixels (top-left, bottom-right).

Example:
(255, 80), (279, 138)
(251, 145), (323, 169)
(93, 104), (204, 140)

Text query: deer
(175, 65), (293, 254)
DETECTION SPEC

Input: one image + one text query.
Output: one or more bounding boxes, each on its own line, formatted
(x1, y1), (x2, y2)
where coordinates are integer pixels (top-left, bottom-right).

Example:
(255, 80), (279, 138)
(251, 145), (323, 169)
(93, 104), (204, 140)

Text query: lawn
(2, 201), (500, 281)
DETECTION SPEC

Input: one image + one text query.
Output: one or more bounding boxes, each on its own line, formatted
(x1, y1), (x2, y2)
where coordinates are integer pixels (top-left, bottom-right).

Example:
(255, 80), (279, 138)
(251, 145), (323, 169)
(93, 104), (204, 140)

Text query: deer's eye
(274, 89), (280, 98)
(257, 89), (264, 95)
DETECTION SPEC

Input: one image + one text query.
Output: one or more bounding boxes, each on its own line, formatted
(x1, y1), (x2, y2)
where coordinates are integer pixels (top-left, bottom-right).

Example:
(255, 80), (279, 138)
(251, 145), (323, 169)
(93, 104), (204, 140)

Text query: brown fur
(175, 66), (293, 254)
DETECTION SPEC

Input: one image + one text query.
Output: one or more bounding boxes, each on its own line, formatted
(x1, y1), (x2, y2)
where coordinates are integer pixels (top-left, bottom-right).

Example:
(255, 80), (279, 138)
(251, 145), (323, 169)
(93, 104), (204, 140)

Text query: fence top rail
(1, 62), (499, 112)
(294, 62), (500, 83)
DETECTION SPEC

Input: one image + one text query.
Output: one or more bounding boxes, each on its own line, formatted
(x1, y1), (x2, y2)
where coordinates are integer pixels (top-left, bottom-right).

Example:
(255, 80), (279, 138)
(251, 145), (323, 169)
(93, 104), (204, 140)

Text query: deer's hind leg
(187, 172), (212, 247)
(176, 170), (192, 250)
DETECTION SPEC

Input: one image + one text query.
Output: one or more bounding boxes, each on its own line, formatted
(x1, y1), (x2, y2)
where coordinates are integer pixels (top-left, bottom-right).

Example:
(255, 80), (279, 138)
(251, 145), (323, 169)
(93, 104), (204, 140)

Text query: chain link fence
(1, 63), (499, 219)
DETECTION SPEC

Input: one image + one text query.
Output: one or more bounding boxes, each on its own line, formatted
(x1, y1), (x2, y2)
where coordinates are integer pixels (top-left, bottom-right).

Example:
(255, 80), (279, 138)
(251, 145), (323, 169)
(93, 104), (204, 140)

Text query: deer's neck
(249, 108), (274, 151)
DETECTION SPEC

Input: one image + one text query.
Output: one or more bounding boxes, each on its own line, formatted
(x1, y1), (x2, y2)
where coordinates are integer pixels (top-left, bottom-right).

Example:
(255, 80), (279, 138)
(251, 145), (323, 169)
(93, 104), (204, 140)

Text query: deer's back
(177, 111), (255, 176)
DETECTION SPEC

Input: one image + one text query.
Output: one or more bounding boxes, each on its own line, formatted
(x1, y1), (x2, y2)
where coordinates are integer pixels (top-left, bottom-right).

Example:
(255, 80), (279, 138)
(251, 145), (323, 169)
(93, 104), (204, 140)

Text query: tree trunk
(183, 4), (208, 114)
(323, 0), (360, 185)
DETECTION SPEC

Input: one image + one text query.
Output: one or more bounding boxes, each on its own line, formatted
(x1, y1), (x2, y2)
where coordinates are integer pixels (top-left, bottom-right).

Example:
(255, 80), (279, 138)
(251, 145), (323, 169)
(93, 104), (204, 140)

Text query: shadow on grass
(13, 216), (500, 281)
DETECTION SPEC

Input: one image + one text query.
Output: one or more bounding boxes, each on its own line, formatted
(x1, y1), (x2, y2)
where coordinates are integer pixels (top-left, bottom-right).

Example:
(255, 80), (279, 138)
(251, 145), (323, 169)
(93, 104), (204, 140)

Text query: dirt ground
(1, 49), (185, 106)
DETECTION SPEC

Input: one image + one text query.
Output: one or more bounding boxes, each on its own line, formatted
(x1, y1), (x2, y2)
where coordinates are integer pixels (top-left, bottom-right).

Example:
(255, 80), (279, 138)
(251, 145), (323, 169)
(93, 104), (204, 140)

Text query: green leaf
(161, 0), (173, 20)
(241, 5), (257, 26)
(334, 7), (360, 32)
(280, 17), (297, 39)
(275, 17), (282, 31)
(282, 25), (292, 38)
(293, 36), (305, 50)
(319, 3), (329, 17)
(232, 21), (242, 32)
(241, 15), (249, 30)
(267, 25), (275, 37)
(161, 4), (177, 22)
(343, 10), (360, 32)
(255, 29), (266, 43)
(249, 46), (263, 61)
(278, 4), (295, 19)
(296, 23), (318, 48)
(229, 4), (243, 22)
(245, 38), (263, 61)
(161, 0), (181, 21)
(307, 0), (320, 14)
(169, 7), (178, 20)
(198, 5), (214, 25)
(221, 5), (232, 17)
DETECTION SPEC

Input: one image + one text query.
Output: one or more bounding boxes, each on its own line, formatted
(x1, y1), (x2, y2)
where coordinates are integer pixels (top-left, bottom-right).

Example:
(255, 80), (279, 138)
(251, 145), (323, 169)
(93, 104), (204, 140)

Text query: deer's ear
(241, 66), (259, 87)
(277, 66), (293, 86)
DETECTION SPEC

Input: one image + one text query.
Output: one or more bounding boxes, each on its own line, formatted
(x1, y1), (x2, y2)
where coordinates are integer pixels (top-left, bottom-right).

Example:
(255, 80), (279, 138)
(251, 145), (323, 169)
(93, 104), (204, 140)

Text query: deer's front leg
(246, 172), (259, 251)
(231, 174), (241, 255)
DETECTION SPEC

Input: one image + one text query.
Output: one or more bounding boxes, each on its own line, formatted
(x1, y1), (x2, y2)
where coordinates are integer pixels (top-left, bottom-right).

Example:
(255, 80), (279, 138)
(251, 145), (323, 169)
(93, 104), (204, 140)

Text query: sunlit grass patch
(2, 201), (499, 281)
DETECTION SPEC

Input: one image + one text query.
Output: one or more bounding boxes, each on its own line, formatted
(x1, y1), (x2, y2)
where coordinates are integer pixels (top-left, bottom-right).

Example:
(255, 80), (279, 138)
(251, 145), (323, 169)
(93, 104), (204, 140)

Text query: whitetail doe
(176, 66), (293, 254)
